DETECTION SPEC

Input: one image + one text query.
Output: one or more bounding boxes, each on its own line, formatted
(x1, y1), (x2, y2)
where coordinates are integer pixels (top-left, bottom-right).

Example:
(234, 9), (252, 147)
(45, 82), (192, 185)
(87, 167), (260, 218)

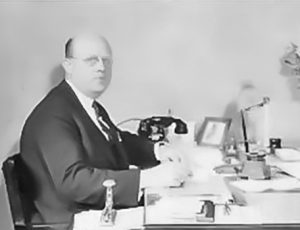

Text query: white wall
(1, 0), (300, 229)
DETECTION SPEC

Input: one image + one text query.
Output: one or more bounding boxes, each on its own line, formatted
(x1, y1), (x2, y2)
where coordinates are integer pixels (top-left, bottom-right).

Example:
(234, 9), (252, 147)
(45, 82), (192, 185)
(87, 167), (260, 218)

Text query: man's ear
(62, 59), (73, 74)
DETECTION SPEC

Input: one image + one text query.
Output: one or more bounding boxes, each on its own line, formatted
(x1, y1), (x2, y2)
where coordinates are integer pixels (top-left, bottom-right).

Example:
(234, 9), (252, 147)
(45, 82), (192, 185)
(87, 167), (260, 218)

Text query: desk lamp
(240, 97), (271, 180)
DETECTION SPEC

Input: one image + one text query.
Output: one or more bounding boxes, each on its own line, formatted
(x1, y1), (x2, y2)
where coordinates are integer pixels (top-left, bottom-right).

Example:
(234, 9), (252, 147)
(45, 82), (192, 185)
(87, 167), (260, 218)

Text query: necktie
(92, 101), (119, 142)
(92, 100), (129, 168)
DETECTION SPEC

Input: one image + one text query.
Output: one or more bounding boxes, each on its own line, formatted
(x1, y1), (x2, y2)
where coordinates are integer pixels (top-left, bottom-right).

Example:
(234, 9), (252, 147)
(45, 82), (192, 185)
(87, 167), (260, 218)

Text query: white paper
(276, 161), (300, 179)
(230, 176), (300, 192)
(275, 148), (300, 162)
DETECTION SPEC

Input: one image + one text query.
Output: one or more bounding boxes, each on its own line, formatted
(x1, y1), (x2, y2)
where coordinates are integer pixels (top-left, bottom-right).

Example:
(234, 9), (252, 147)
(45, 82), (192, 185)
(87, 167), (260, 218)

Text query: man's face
(66, 36), (113, 99)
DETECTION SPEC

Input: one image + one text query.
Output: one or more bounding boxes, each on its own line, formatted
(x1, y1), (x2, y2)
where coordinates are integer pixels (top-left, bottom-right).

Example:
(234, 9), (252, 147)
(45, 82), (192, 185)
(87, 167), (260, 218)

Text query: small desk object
(100, 179), (117, 225)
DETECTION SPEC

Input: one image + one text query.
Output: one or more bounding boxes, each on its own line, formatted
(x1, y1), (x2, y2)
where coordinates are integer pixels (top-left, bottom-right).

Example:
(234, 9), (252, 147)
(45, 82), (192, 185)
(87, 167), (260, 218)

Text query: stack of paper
(275, 148), (300, 162)
(276, 161), (300, 179)
(229, 176), (300, 192)
(145, 195), (219, 224)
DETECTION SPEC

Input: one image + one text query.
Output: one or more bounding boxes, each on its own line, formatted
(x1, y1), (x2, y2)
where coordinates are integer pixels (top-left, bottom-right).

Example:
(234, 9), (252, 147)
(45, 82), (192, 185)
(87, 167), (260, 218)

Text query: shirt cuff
(138, 187), (144, 201)
(153, 141), (167, 161)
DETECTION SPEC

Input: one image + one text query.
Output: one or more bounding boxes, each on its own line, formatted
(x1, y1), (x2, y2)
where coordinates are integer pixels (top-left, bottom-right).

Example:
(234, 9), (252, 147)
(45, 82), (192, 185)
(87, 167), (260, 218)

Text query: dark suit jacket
(20, 80), (158, 229)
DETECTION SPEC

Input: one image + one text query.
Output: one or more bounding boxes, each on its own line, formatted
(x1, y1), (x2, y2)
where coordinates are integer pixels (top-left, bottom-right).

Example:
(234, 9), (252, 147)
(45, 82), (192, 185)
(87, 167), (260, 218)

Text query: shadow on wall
(223, 100), (242, 144)
(0, 141), (19, 230)
(223, 82), (263, 145)
(0, 65), (65, 230)
(285, 76), (300, 102)
(48, 64), (65, 89)
(280, 51), (300, 102)
(0, 181), (12, 230)
(7, 140), (19, 157)
(2, 65), (64, 163)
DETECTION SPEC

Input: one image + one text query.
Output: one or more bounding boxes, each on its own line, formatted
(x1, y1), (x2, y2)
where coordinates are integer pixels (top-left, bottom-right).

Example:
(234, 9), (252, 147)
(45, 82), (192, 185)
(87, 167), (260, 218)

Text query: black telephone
(137, 116), (188, 142)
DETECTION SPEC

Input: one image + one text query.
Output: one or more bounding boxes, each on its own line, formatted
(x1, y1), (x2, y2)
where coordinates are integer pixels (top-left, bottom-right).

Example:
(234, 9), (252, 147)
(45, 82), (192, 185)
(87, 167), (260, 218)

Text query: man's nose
(95, 58), (105, 71)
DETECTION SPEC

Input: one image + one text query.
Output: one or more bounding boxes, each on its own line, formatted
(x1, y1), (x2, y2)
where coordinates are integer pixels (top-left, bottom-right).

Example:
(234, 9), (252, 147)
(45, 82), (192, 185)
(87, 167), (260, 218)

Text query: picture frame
(196, 117), (232, 147)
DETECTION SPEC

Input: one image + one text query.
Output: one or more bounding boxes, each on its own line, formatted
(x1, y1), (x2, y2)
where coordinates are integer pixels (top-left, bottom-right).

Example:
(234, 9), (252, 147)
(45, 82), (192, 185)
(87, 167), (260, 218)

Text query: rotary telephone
(137, 116), (188, 142)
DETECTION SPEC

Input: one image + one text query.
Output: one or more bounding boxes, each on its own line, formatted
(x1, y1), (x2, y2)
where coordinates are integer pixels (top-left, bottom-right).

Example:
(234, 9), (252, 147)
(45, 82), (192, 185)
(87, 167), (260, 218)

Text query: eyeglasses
(69, 55), (113, 67)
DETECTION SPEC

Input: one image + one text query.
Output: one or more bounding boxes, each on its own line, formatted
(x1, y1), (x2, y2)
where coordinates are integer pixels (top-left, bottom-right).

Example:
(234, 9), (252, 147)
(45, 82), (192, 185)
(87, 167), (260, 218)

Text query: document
(229, 175), (300, 192)
(74, 207), (143, 230)
(275, 148), (300, 162)
(145, 194), (219, 224)
(276, 161), (300, 179)
(144, 176), (233, 226)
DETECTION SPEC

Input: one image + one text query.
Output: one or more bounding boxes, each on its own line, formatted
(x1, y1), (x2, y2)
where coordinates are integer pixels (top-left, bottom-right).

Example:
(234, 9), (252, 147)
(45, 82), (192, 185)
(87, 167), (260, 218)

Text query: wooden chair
(2, 154), (68, 230)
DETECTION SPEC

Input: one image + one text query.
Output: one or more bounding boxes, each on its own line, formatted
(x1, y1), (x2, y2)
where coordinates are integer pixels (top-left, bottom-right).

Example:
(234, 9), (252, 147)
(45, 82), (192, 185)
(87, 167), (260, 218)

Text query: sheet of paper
(229, 176), (300, 192)
(74, 207), (143, 230)
(275, 148), (300, 161)
(276, 161), (300, 179)
(215, 204), (262, 224)
(145, 195), (219, 224)
(145, 176), (233, 225)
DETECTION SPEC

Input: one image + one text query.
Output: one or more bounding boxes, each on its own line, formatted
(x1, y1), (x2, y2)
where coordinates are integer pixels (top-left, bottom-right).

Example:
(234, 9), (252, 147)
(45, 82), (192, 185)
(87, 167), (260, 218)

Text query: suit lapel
(59, 81), (109, 139)
(56, 80), (129, 169)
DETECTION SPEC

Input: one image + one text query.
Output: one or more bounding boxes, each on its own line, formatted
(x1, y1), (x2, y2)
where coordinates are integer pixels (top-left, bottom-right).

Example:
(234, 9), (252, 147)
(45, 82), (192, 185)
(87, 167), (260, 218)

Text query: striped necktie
(92, 101), (119, 142)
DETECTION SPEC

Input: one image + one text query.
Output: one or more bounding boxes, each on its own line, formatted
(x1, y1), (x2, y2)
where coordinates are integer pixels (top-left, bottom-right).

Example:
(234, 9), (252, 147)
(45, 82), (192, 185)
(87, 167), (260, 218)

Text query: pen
(224, 202), (231, 215)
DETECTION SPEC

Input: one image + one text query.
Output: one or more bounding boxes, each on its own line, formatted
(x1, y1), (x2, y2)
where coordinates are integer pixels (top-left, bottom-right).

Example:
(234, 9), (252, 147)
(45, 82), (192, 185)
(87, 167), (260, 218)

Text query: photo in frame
(196, 117), (232, 147)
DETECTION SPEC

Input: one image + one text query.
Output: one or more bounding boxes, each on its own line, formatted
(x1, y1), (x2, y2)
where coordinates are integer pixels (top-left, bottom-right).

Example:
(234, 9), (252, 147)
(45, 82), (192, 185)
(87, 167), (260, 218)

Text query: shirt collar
(66, 79), (94, 109)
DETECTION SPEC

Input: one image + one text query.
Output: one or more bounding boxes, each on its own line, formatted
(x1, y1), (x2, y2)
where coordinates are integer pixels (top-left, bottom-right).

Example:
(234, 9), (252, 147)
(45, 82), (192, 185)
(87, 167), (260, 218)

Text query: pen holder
(195, 200), (215, 222)
(100, 179), (117, 226)
(240, 152), (271, 180)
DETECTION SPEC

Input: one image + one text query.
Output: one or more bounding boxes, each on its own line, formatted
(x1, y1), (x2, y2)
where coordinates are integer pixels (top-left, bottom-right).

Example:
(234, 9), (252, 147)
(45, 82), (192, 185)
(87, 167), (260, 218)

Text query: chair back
(2, 154), (70, 230)
(2, 154), (35, 228)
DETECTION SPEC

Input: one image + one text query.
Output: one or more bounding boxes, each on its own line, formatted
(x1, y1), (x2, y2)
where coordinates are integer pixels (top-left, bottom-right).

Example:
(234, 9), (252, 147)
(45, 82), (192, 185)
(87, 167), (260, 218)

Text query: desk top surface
(74, 145), (300, 230)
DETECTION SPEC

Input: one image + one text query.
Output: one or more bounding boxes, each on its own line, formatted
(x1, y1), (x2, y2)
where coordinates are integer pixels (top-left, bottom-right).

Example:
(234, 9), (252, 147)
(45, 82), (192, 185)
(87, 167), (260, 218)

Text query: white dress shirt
(66, 80), (110, 140)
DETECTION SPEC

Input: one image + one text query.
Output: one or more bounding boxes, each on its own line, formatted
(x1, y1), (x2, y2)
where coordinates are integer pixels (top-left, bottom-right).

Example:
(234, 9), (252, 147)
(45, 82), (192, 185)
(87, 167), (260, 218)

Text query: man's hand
(140, 161), (191, 188)
(154, 142), (193, 176)
(155, 142), (183, 163)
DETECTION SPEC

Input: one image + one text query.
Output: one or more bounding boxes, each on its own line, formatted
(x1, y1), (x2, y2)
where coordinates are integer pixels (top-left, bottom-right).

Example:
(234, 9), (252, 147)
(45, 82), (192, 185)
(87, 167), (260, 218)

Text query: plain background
(2, 0), (300, 229)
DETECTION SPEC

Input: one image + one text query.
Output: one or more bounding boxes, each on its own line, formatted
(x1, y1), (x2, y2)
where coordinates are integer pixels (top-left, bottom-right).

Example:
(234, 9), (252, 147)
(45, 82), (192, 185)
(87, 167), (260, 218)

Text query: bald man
(20, 34), (189, 229)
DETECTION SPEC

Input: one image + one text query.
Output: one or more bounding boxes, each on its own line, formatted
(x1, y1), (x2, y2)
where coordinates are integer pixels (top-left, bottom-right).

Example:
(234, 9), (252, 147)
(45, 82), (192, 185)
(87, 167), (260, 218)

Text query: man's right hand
(140, 161), (190, 188)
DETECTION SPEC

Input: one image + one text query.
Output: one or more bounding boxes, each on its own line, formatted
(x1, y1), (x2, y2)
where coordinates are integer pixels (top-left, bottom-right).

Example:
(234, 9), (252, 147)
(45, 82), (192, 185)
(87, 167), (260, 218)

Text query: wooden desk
(74, 146), (300, 230)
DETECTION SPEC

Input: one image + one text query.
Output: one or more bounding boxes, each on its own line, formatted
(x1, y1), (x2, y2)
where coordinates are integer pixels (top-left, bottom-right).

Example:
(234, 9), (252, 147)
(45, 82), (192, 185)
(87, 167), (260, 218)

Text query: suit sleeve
(33, 113), (140, 209)
(120, 131), (160, 169)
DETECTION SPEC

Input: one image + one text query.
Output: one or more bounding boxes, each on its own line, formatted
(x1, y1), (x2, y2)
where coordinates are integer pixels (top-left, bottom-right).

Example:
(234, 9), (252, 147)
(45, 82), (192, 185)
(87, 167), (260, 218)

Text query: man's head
(62, 33), (113, 99)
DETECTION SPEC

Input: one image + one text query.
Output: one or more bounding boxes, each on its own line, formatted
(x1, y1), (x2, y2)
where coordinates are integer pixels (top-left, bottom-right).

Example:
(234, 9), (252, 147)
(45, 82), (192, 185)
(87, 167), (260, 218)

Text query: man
(20, 33), (189, 229)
